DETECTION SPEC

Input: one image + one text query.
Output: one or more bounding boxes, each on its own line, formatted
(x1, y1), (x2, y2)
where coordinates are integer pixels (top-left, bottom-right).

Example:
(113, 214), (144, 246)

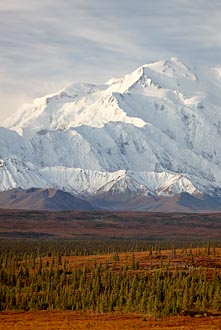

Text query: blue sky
(1, 0), (221, 120)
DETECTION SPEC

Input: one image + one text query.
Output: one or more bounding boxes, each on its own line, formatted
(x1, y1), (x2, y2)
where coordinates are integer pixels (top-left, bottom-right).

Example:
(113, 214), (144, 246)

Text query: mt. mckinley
(1, 57), (221, 211)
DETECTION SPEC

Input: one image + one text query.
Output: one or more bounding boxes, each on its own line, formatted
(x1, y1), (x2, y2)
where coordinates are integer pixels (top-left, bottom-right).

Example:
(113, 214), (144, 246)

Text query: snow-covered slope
(1, 57), (221, 210)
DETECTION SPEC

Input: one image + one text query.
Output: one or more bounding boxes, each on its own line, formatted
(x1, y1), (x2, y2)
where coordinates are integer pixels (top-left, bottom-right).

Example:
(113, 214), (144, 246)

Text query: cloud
(1, 0), (221, 120)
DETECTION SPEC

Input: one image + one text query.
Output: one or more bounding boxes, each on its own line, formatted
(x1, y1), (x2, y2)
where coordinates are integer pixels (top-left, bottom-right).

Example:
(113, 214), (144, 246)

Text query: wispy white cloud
(1, 0), (221, 119)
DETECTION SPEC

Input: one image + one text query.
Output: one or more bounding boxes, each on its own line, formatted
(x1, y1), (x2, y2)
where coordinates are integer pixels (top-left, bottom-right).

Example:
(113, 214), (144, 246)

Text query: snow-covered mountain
(1, 57), (221, 210)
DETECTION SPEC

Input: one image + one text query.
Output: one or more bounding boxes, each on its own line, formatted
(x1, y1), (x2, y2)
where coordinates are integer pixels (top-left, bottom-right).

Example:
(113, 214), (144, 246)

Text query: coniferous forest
(1, 239), (221, 318)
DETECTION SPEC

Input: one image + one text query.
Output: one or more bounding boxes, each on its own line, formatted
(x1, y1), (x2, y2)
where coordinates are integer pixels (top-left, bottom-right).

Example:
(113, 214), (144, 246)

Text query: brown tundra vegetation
(1, 210), (221, 328)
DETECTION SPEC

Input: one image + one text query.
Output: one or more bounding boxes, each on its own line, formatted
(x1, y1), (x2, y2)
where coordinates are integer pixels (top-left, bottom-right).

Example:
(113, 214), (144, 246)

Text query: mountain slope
(1, 57), (221, 210)
(0, 188), (93, 211)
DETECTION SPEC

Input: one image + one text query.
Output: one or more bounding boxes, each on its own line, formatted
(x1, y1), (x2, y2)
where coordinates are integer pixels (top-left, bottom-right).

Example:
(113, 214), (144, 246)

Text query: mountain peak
(105, 57), (197, 95)
(1, 58), (221, 211)
(141, 57), (197, 82)
(3, 57), (200, 135)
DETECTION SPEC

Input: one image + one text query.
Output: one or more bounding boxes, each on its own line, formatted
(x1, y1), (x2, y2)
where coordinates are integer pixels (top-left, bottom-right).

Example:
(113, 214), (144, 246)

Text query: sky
(1, 0), (221, 121)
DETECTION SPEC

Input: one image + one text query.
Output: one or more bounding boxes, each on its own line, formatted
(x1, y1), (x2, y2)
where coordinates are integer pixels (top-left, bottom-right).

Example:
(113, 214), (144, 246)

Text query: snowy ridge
(0, 159), (199, 198)
(1, 57), (221, 210)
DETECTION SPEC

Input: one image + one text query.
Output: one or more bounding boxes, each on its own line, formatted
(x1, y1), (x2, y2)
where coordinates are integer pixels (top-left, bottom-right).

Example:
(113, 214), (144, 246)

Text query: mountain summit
(1, 57), (221, 211)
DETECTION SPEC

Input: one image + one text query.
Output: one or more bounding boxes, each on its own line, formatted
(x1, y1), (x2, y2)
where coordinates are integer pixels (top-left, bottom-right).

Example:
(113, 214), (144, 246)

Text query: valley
(1, 210), (221, 240)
